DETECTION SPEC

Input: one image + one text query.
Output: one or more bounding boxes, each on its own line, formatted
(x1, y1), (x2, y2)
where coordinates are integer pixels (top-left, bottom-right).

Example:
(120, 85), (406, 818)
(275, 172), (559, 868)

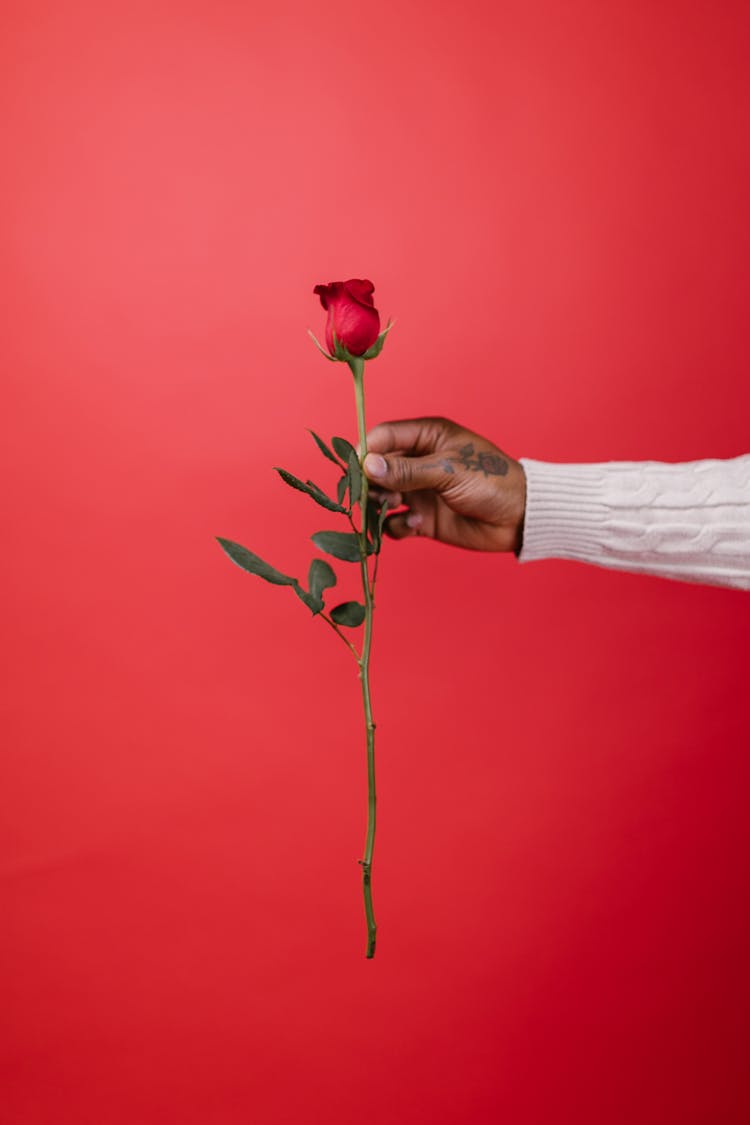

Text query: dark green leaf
(330, 601), (366, 627)
(307, 429), (342, 466)
(377, 499), (390, 543)
(308, 558), (336, 604)
(366, 499), (380, 545)
(336, 472), (349, 507)
(332, 436), (356, 463)
(216, 538), (297, 586)
(365, 498), (390, 555)
(293, 582), (323, 614)
(305, 474), (346, 510)
(274, 467), (347, 513)
(348, 450), (362, 506)
(312, 530), (371, 562)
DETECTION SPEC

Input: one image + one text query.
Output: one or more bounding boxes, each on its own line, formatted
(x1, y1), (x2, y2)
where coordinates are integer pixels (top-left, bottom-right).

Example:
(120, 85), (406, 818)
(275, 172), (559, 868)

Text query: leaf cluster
(215, 429), (391, 628)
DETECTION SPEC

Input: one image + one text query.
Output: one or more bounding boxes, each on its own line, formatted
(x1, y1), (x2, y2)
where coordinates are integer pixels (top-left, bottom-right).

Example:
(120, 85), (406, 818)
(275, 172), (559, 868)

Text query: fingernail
(406, 512), (423, 529)
(364, 453), (387, 478)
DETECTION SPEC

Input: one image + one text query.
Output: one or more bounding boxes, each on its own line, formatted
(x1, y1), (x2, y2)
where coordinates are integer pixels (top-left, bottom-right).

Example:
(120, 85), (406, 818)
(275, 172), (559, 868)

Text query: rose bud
(313, 279), (381, 359)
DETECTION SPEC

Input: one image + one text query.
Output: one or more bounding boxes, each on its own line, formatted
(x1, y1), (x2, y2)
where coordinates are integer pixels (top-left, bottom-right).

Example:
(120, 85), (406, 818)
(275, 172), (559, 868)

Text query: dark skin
(360, 417), (527, 554)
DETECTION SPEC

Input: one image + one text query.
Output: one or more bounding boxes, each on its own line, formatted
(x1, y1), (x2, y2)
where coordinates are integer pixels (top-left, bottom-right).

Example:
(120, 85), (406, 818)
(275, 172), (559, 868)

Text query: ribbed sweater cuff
(516, 459), (612, 563)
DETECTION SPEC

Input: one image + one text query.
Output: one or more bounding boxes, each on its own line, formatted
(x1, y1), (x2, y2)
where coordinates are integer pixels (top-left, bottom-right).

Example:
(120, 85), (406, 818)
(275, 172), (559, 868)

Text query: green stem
(350, 357), (377, 958)
(320, 611), (360, 661)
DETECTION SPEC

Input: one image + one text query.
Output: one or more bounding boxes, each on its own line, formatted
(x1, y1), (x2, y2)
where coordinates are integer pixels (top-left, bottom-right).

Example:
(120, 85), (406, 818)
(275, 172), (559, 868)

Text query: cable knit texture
(516, 455), (750, 591)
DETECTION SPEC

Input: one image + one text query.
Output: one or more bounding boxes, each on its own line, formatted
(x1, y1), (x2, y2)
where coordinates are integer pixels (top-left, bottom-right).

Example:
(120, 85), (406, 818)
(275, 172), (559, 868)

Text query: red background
(3, 2), (749, 1122)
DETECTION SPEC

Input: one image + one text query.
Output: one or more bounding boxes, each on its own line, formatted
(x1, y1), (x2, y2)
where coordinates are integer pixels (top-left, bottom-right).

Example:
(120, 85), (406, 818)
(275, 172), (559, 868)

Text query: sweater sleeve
(515, 454), (750, 591)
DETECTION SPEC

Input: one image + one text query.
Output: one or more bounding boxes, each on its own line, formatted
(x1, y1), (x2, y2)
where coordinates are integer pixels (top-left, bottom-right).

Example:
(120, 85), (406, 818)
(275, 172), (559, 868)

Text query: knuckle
(424, 416), (455, 444)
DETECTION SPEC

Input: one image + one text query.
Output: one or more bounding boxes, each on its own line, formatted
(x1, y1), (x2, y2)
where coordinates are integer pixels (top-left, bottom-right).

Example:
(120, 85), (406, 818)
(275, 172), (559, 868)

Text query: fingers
(382, 510), (425, 539)
(382, 492), (435, 540)
(363, 451), (455, 494)
(358, 417), (455, 458)
(367, 487), (403, 508)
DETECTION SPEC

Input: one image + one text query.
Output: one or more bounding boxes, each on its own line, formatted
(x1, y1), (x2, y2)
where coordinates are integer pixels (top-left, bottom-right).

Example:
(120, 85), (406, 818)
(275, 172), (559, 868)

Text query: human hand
(361, 417), (527, 553)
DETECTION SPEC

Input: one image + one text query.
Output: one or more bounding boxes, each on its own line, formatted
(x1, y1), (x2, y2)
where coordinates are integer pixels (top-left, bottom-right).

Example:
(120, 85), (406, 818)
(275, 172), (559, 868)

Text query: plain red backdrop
(2, 1), (749, 1122)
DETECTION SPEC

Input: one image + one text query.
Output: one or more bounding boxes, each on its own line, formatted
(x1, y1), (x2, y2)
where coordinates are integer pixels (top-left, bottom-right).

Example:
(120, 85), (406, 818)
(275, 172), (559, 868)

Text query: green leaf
(308, 558), (336, 604)
(336, 472), (349, 507)
(361, 317), (396, 360)
(293, 582), (323, 614)
(366, 499), (380, 545)
(348, 449), (362, 506)
(307, 429), (342, 466)
(305, 477), (348, 512)
(330, 601), (366, 627)
(216, 538), (297, 586)
(377, 498), (390, 542)
(365, 498), (390, 555)
(332, 436), (356, 463)
(312, 530), (371, 562)
(307, 329), (337, 362)
(274, 467), (347, 513)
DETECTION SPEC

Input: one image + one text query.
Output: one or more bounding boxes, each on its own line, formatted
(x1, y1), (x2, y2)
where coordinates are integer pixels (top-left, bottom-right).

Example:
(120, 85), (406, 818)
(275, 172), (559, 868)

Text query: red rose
(313, 279), (380, 358)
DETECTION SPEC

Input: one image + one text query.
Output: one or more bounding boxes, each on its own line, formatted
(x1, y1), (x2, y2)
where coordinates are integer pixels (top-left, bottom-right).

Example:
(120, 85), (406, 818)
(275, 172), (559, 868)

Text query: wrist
(511, 462), (527, 555)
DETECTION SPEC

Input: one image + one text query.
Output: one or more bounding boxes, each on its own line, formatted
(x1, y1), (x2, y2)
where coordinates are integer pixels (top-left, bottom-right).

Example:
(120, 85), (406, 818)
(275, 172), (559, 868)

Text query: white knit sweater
(516, 454), (750, 591)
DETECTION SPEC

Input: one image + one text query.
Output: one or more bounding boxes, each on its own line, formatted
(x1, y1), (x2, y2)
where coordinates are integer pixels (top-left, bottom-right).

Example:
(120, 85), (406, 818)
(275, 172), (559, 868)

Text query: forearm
(515, 454), (750, 591)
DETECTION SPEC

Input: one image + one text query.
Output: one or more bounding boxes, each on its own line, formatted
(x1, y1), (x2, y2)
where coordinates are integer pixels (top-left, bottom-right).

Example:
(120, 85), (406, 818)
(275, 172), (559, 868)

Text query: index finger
(360, 417), (455, 458)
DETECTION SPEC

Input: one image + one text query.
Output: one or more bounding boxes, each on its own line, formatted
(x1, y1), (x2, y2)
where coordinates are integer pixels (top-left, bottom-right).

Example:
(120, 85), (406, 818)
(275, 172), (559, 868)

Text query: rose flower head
(310, 280), (394, 365)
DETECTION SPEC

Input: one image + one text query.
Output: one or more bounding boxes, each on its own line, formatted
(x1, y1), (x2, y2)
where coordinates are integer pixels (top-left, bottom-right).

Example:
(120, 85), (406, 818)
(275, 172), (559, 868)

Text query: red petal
(331, 298), (380, 356)
(313, 282), (344, 311)
(343, 279), (376, 308)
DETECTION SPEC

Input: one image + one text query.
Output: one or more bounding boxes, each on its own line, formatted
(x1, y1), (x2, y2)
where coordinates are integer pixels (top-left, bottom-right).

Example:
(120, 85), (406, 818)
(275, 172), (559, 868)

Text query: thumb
(363, 451), (454, 494)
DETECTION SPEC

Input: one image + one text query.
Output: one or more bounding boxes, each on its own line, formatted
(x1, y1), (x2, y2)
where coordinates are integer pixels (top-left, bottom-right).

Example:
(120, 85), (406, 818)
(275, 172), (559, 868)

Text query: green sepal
(216, 538), (297, 586)
(312, 530), (372, 563)
(331, 328), (351, 362)
(307, 329), (337, 362)
(274, 467), (347, 513)
(361, 317), (395, 361)
(330, 601), (366, 627)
